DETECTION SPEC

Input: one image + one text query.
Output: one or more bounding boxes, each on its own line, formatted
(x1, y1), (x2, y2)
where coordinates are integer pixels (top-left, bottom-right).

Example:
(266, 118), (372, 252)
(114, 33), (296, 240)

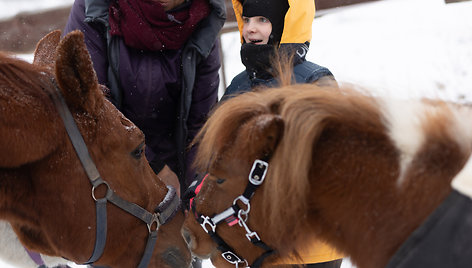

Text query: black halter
(189, 159), (275, 268)
(49, 82), (181, 267)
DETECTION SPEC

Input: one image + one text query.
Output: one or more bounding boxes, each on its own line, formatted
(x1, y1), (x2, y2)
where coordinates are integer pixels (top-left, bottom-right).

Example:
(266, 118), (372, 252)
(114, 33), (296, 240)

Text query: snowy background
(221, 0), (472, 102)
(1, 0), (471, 267)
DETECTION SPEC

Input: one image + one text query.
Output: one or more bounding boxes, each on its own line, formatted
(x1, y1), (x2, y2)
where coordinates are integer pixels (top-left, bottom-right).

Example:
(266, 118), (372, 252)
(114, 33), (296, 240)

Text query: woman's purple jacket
(63, 0), (225, 188)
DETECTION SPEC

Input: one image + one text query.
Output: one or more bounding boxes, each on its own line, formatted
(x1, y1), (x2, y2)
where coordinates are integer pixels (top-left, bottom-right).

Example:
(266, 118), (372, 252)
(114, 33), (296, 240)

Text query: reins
(190, 159), (275, 268)
(48, 80), (180, 267)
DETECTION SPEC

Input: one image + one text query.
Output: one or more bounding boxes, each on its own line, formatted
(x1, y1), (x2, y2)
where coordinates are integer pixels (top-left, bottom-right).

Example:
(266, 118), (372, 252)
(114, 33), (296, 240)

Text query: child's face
(242, 16), (272, 45)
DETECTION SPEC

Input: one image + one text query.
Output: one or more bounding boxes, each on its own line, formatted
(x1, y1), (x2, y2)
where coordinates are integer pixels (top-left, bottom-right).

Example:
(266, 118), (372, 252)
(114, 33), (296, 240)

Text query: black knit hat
(241, 0), (289, 45)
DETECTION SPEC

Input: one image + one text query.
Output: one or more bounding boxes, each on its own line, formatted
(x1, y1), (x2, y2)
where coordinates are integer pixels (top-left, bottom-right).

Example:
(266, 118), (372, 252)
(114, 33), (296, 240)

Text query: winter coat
(64, 0), (225, 188)
(224, 61), (334, 100)
(386, 190), (472, 267)
(223, 0), (343, 265)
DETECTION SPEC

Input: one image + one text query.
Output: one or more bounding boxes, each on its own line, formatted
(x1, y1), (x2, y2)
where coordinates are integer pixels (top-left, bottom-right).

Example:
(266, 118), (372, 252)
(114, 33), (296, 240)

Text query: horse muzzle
(162, 247), (192, 268)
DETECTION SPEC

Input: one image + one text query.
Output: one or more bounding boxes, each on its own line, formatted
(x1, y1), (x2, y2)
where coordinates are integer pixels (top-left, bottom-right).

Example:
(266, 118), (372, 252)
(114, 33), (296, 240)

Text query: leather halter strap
(49, 82), (180, 267)
(190, 160), (275, 268)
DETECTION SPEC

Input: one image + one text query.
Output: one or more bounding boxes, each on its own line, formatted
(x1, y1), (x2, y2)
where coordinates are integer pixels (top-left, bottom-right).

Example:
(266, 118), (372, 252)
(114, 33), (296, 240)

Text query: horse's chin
(210, 252), (234, 268)
(188, 241), (214, 261)
(188, 244), (213, 260)
(182, 227), (212, 259)
(193, 251), (212, 260)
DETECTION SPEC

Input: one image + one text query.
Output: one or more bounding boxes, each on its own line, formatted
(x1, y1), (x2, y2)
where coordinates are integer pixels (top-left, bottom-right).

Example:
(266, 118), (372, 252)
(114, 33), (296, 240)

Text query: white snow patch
(452, 154), (472, 199)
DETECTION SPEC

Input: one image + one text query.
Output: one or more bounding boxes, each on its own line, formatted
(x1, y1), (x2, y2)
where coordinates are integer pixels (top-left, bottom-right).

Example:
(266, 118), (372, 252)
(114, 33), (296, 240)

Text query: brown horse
(0, 30), (191, 268)
(182, 84), (472, 268)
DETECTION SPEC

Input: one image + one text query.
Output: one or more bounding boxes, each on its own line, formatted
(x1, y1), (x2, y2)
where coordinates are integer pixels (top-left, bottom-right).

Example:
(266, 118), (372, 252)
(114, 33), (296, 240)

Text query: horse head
(0, 30), (191, 268)
(182, 88), (293, 267)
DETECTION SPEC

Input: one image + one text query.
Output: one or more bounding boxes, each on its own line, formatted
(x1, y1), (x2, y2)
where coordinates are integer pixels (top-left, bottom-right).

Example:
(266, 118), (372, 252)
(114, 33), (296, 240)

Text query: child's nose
(246, 21), (256, 32)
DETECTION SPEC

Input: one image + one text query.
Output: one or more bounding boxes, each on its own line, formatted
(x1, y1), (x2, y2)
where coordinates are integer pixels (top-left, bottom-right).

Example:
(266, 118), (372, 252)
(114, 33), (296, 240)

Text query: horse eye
(131, 143), (145, 159)
(216, 178), (226, 184)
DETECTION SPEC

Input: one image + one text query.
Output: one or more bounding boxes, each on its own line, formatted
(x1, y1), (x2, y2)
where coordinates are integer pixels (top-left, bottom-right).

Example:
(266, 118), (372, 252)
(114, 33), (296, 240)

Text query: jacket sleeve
(184, 42), (220, 183)
(63, 0), (109, 86)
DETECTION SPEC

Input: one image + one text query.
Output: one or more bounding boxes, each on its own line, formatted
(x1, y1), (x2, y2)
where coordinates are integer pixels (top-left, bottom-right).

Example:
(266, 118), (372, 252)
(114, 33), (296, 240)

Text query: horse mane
(0, 52), (52, 101)
(192, 88), (283, 169)
(265, 85), (385, 250)
(192, 51), (295, 169)
(0, 51), (101, 143)
(194, 83), (386, 250)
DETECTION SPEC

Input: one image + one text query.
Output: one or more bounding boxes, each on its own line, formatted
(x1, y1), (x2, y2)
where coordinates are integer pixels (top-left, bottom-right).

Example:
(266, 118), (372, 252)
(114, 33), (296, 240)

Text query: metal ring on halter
(91, 181), (111, 201)
(233, 195), (251, 215)
(237, 208), (249, 224)
(147, 213), (161, 233)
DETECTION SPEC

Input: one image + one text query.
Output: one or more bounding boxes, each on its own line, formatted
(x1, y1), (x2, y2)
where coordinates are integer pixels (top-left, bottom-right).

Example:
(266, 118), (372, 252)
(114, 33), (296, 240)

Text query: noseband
(49, 82), (180, 267)
(190, 160), (275, 268)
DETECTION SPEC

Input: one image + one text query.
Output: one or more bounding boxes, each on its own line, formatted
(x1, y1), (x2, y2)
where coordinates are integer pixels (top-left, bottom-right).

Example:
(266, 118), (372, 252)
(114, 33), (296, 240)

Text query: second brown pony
(183, 84), (472, 267)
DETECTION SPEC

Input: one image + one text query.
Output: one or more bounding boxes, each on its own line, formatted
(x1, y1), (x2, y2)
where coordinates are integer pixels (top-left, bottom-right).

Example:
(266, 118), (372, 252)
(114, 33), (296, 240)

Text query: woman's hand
(157, 165), (181, 197)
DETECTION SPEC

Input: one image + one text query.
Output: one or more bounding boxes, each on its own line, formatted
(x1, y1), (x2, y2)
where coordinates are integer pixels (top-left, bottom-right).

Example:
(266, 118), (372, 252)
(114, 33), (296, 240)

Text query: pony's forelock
(193, 90), (286, 172)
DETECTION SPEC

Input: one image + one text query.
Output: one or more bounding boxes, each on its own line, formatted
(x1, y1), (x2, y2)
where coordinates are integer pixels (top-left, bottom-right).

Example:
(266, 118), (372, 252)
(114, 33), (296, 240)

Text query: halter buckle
(249, 160), (268, 186)
(233, 196), (251, 215)
(221, 251), (248, 267)
(147, 213), (161, 233)
(200, 215), (216, 234)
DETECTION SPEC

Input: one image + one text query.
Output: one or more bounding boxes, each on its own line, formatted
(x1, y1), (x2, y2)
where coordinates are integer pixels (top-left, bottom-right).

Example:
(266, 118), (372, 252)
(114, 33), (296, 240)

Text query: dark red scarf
(109, 0), (210, 51)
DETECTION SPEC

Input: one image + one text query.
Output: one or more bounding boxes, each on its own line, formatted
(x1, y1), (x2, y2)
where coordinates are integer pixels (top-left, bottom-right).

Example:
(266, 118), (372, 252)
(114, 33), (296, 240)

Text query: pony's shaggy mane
(194, 84), (387, 249)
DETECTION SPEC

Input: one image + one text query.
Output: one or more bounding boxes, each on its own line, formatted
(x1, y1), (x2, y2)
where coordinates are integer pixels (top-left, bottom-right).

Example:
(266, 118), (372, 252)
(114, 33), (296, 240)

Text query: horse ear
(33, 30), (61, 68)
(55, 30), (102, 113)
(249, 114), (285, 158)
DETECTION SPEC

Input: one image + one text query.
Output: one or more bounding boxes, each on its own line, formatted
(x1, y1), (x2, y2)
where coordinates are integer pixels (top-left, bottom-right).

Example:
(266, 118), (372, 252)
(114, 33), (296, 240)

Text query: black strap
(251, 249), (275, 268)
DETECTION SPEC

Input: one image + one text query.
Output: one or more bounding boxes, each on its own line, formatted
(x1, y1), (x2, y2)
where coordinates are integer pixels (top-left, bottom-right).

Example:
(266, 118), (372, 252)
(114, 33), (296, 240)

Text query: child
(223, 0), (335, 101)
(222, 0), (343, 267)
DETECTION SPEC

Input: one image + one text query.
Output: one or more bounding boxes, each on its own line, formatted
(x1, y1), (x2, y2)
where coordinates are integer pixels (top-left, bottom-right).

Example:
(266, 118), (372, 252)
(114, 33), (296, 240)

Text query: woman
(63, 0), (226, 198)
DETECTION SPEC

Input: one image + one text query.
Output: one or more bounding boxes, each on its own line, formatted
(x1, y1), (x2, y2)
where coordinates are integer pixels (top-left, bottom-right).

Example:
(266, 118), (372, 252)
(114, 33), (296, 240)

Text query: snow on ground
(1, 0), (472, 267)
